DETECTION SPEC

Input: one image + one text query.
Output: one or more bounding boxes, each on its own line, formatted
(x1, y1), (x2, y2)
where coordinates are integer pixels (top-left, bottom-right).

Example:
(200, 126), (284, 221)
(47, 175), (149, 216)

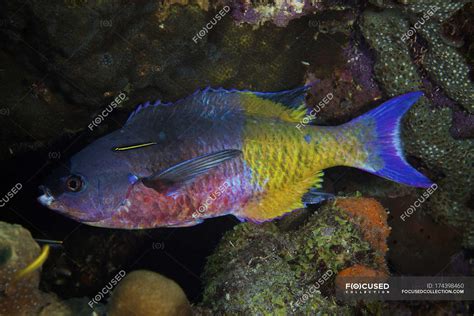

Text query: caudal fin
(348, 92), (433, 188)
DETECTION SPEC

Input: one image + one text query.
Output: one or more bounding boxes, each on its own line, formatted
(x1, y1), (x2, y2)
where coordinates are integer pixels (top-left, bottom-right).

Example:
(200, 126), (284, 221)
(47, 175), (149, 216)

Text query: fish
(12, 245), (50, 283)
(38, 86), (433, 229)
(34, 238), (64, 249)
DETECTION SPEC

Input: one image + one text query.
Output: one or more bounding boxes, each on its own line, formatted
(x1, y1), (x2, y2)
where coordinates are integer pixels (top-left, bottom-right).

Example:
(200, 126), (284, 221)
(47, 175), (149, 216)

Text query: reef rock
(107, 270), (192, 316)
(0, 221), (55, 315)
(201, 197), (389, 314)
(336, 197), (390, 270)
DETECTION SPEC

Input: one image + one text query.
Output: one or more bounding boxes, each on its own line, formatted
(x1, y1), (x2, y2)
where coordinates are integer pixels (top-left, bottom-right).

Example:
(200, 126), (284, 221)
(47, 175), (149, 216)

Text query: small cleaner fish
(38, 87), (432, 229)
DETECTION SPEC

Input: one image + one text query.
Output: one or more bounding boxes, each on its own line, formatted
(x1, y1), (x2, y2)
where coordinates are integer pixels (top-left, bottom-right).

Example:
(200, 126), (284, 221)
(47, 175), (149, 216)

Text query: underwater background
(0, 0), (473, 314)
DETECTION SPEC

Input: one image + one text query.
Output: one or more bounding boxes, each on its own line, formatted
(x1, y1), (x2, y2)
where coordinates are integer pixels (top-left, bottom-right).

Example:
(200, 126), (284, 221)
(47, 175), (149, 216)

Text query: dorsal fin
(239, 86), (311, 122)
(125, 99), (173, 125)
(253, 86), (310, 108)
(124, 85), (312, 126)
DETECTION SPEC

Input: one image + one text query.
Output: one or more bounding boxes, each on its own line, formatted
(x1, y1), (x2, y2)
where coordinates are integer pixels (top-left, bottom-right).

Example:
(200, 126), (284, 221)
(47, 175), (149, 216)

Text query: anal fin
(235, 171), (325, 223)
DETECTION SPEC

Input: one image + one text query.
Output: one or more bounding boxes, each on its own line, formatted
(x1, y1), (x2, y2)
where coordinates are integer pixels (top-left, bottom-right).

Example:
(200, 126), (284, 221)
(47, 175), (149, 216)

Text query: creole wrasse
(38, 87), (432, 229)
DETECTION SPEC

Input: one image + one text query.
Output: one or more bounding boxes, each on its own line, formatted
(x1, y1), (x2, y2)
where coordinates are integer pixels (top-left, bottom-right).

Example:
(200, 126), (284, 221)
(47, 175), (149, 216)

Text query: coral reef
(201, 197), (388, 314)
(306, 45), (383, 123)
(107, 270), (192, 316)
(361, 9), (421, 95)
(407, 1), (468, 23)
(230, 0), (359, 27)
(302, 13), (383, 124)
(406, 92), (473, 248)
(0, 222), (54, 315)
(419, 21), (474, 113)
(444, 2), (474, 66)
(367, 0), (474, 113)
(360, 6), (474, 248)
(231, 0), (316, 27)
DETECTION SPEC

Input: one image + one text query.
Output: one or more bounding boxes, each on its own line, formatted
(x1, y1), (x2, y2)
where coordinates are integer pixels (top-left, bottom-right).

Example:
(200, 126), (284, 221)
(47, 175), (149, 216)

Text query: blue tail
(348, 91), (433, 188)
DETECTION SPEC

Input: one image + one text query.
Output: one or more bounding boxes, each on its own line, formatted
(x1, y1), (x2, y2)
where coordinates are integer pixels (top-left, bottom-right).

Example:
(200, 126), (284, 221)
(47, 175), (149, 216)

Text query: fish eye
(66, 175), (83, 192)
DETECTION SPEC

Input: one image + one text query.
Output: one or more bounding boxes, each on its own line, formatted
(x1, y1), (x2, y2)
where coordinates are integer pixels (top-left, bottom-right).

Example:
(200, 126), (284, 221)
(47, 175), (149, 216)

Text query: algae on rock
(201, 197), (388, 314)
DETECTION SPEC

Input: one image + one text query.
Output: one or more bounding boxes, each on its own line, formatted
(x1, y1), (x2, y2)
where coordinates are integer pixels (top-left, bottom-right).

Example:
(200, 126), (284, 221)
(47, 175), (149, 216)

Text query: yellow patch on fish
(239, 93), (307, 123)
(238, 116), (369, 222)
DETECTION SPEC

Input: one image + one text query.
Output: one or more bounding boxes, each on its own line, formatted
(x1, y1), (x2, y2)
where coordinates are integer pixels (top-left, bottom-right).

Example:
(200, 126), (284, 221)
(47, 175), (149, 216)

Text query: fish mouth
(38, 185), (55, 207)
(38, 185), (110, 223)
(37, 186), (81, 219)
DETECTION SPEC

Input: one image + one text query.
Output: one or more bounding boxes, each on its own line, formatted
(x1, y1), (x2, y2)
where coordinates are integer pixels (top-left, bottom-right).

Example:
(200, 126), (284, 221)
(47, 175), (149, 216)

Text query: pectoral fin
(143, 149), (242, 193)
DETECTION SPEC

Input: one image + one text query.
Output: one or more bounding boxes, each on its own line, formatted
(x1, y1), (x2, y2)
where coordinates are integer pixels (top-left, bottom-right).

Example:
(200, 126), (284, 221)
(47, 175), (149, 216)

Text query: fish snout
(38, 185), (55, 207)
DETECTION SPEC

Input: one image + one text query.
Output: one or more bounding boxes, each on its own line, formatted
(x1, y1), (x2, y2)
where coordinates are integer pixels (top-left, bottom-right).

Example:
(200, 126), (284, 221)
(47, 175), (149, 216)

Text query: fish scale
(238, 117), (363, 222)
